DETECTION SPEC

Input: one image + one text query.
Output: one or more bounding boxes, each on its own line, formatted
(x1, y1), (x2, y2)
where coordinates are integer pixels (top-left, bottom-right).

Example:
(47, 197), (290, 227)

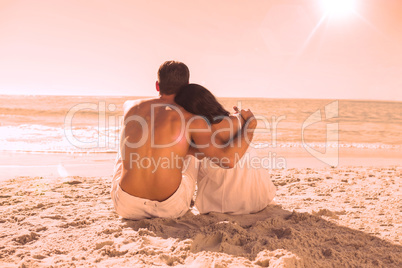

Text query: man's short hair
(157, 61), (190, 95)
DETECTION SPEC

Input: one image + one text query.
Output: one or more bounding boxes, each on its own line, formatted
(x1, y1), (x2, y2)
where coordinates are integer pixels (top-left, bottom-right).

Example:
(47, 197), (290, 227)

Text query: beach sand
(1, 166), (401, 267)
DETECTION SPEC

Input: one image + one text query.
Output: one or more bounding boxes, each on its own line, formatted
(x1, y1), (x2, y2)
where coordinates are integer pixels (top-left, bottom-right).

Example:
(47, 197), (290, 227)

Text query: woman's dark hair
(175, 84), (230, 124)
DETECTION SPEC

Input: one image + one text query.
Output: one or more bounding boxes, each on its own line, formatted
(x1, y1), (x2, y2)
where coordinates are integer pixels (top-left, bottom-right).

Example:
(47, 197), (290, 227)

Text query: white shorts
(195, 148), (277, 215)
(111, 155), (199, 220)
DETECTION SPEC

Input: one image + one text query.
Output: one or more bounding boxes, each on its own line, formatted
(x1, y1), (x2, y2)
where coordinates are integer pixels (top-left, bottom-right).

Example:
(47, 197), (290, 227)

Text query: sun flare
(321, 0), (356, 17)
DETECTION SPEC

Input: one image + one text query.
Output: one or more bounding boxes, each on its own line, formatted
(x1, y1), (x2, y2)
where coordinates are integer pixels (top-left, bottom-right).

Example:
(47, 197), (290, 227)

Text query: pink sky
(0, 0), (401, 101)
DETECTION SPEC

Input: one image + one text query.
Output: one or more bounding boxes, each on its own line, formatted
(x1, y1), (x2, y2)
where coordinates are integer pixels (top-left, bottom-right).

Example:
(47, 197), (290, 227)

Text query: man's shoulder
(123, 98), (156, 116)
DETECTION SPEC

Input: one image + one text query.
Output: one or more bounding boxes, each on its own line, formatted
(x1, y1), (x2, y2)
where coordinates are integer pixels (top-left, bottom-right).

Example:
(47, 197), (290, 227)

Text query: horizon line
(0, 93), (401, 103)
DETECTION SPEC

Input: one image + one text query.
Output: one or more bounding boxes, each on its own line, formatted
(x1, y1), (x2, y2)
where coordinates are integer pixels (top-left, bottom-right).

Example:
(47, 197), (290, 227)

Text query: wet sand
(0, 147), (400, 180)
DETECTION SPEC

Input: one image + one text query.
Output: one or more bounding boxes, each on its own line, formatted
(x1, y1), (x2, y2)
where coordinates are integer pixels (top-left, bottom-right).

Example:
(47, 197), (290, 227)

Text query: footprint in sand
(12, 231), (39, 245)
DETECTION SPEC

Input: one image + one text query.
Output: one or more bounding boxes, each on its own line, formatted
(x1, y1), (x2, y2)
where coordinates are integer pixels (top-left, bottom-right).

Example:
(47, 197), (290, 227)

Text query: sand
(0, 166), (401, 267)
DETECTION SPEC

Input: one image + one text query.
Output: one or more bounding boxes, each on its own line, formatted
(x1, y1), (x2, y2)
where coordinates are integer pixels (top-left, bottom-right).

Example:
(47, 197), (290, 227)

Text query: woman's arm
(212, 113), (245, 144)
(185, 114), (244, 160)
(190, 110), (256, 168)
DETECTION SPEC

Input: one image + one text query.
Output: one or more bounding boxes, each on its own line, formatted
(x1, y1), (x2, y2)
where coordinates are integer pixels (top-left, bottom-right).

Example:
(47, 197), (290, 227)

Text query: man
(111, 60), (256, 220)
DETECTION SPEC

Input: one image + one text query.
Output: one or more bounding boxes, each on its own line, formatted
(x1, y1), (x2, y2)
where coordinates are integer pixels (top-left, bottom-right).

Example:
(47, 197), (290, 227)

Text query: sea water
(0, 95), (401, 154)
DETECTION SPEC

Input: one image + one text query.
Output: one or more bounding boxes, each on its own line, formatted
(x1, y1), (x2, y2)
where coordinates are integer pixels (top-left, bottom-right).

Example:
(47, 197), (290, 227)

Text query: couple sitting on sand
(111, 61), (276, 220)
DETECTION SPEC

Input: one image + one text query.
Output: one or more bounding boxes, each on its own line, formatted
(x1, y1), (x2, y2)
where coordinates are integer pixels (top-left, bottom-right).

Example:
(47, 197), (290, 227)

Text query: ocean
(0, 95), (401, 155)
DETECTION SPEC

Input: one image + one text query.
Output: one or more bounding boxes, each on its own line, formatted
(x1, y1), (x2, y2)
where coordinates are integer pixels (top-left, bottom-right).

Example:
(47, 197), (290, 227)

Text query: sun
(321, 0), (356, 18)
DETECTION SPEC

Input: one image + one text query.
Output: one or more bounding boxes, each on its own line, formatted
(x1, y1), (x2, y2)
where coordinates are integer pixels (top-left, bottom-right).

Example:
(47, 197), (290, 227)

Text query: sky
(0, 0), (401, 101)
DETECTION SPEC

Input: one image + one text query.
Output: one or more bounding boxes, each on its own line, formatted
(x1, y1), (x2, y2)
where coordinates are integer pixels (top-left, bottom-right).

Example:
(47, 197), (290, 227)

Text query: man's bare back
(118, 95), (255, 203)
(119, 95), (193, 201)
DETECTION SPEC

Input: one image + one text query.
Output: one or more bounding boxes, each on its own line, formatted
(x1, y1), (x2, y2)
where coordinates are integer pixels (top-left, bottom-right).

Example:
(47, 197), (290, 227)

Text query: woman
(175, 84), (276, 215)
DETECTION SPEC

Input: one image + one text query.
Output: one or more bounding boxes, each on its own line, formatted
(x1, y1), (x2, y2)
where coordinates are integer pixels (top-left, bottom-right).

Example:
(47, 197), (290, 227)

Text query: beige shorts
(111, 155), (198, 220)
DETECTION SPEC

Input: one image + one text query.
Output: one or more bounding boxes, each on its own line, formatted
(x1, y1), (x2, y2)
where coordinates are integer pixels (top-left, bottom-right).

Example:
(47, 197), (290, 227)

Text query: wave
(0, 142), (400, 155)
(0, 149), (118, 154)
(253, 142), (401, 150)
(0, 107), (122, 118)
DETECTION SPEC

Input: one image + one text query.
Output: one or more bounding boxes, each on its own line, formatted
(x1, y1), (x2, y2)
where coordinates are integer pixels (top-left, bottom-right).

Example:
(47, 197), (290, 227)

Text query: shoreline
(0, 147), (400, 180)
